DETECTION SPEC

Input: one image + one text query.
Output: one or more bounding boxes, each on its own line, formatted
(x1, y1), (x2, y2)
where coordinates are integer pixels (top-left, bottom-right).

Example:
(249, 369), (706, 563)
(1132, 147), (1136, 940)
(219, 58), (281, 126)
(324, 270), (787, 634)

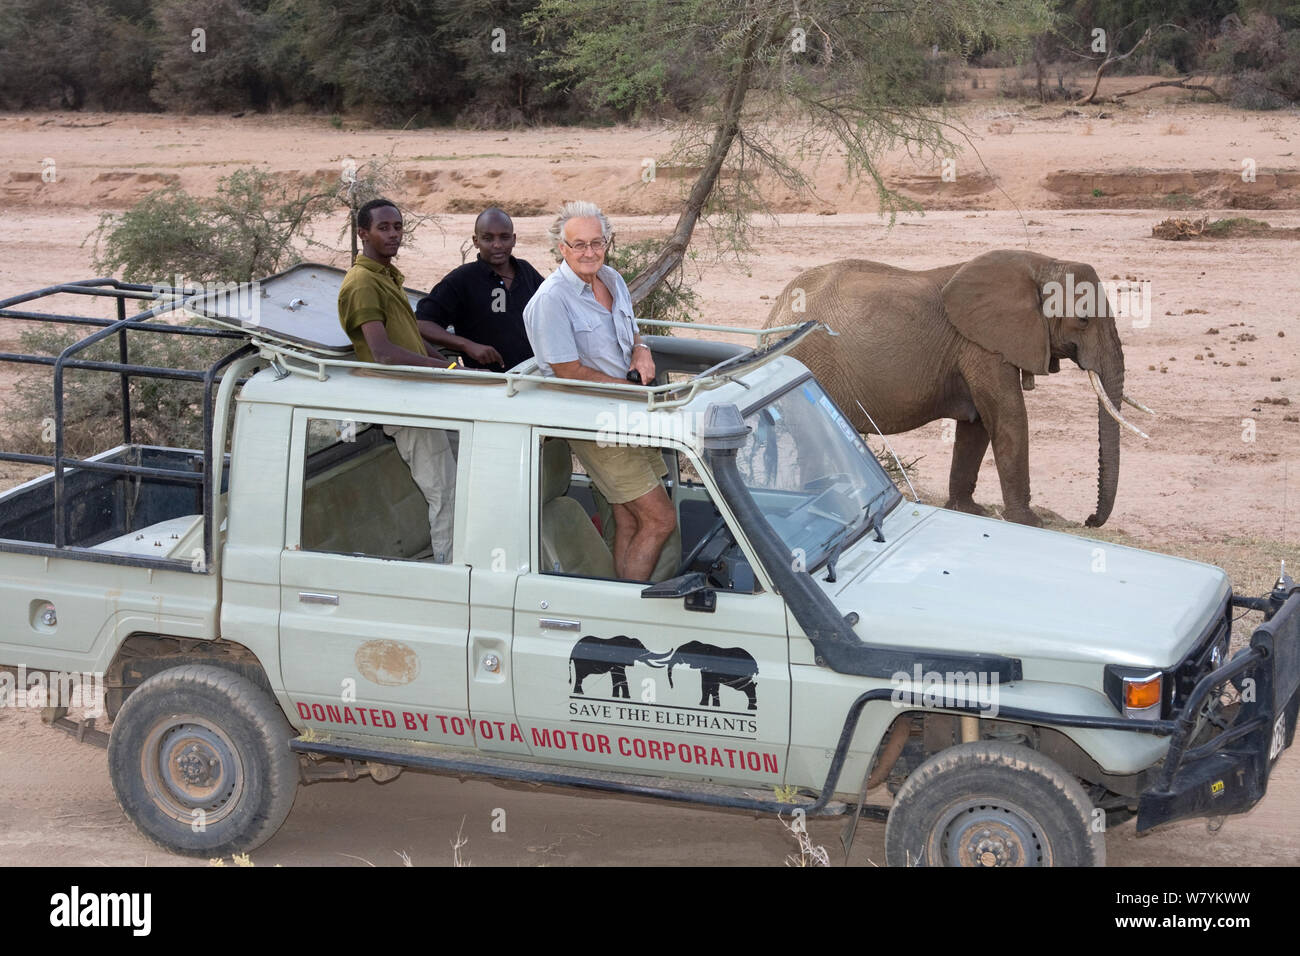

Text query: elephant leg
(945, 419), (991, 516)
(612, 667), (629, 698)
(572, 668), (585, 695)
(969, 361), (1042, 527)
(744, 679), (758, 711)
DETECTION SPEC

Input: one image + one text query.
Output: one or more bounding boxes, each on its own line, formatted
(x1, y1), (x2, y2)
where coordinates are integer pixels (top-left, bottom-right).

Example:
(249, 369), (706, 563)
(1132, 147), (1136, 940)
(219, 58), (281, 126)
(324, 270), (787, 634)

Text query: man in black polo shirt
(416, 207), (544, 371)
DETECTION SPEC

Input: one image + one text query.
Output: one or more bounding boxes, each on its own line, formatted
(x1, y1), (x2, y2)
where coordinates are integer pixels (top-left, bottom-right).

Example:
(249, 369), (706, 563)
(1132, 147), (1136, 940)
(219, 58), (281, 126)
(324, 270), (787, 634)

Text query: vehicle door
(278, 410), (472, 745)
(511, 430), (791, 785)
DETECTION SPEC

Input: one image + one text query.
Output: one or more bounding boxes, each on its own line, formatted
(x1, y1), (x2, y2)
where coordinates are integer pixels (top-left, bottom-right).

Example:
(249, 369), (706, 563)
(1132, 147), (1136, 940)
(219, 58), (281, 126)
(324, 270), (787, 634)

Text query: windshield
(736, 377), (899, 570)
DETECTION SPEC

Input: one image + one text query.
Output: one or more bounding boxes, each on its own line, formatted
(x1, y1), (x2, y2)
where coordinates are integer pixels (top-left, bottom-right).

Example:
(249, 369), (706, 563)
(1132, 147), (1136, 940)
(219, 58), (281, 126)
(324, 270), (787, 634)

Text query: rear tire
(884, 741), (1105, 867)
(107, 664), (299, 857)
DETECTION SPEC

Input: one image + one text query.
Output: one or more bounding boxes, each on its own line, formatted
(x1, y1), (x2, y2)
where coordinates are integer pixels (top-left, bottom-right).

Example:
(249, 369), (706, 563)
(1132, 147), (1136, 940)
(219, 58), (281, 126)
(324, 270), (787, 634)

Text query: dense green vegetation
(1, 1), (1295, 119)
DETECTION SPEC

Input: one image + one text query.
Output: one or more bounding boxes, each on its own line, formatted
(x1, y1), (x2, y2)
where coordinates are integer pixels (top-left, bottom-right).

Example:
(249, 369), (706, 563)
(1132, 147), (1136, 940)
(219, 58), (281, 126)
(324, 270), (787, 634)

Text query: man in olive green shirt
(337, 198), (456, 562)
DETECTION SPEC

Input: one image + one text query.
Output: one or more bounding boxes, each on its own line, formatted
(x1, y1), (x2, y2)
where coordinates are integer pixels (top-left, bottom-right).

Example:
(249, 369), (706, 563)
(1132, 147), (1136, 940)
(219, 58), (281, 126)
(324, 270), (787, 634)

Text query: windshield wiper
(820, 489), (891, 583)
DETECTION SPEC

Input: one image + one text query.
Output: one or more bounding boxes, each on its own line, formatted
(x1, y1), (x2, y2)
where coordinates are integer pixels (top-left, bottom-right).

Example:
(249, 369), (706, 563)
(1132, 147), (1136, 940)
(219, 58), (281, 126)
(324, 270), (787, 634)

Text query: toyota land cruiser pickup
(0, 267), (1296, 866)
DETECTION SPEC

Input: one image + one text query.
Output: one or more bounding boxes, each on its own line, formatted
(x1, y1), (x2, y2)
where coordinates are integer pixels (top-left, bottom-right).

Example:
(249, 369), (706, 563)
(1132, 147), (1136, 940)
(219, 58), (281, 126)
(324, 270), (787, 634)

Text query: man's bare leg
(610, 500), (635, 573)
(611, 486), (676, 581)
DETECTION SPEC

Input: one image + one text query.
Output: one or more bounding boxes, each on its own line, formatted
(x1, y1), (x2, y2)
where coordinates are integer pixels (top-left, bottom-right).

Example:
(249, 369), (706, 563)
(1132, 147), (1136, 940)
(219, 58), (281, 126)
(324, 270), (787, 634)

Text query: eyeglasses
(562, 236), (609, 254)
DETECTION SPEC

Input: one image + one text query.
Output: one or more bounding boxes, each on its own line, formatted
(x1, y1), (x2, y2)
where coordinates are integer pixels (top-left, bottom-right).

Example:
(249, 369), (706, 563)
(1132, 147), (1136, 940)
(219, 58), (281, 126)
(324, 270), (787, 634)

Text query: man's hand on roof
(463, 341), (504, 368)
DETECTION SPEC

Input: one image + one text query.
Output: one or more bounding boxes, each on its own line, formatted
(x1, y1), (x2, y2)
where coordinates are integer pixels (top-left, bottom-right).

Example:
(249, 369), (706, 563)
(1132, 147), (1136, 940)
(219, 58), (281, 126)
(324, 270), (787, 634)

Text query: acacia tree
(527, 0), (1053, 303)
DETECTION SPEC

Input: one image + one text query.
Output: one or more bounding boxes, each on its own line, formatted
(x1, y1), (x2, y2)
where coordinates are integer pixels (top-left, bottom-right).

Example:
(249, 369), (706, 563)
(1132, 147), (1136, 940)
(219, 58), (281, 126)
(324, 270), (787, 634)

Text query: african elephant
(664, 641), (758, 710)
(569, 635), (668, 699)
(762, 250), (1152, 527)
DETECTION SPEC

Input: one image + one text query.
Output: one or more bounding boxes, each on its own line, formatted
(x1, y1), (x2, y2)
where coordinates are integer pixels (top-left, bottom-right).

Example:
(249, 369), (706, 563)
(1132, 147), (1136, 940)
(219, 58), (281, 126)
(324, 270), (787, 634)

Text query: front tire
(107, 664), (299, 857)
(884, 742), (1105, 867)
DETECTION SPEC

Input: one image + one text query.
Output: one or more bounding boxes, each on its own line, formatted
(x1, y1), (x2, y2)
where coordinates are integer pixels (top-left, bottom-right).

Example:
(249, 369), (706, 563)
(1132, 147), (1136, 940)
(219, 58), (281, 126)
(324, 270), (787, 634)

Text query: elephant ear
(940, 250), (1051, 375)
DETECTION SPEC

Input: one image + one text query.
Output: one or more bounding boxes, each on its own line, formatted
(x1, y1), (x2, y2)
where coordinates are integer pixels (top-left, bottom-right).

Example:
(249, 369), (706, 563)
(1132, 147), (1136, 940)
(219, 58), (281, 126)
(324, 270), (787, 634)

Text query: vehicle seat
(540, 439), (615, 577)
(302, 439), (430, 559)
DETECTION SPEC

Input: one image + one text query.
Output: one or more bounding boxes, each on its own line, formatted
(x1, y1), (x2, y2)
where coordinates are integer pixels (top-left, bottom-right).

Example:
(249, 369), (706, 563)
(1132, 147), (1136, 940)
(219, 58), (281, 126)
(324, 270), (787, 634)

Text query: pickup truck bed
(0, 445), (213, 550)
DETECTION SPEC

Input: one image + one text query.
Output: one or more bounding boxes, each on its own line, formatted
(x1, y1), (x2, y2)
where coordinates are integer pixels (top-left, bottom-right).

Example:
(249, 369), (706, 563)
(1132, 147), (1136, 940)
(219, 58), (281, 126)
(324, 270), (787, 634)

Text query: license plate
(1269, 713), (1287, 761)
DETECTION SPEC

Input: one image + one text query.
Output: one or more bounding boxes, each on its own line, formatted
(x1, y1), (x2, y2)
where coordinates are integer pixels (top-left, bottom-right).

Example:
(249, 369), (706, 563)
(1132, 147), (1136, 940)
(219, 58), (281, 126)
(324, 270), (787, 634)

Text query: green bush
(604, 238), (699, 335)
(0, 321), (235, 458)
(150, 0), (285, 112)
(90, 168), (333, 284)
(1210, 12), (1300, 109)
(0, 0), (156, 110)
(8, 163), (338, 460)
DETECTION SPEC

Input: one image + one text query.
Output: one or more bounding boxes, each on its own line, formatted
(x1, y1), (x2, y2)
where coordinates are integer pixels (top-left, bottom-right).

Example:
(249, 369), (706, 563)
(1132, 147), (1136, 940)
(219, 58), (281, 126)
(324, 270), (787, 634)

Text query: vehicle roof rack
(0, 271), (820, 567)
(0, 279), (253, 570)
(182, 262), (819, 411)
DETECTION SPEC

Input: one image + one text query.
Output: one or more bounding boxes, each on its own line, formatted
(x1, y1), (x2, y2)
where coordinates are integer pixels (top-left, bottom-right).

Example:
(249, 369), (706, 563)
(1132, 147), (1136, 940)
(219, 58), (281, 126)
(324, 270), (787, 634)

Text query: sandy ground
(2, 705), (1296, 868)
(1, 82), (1298, 867)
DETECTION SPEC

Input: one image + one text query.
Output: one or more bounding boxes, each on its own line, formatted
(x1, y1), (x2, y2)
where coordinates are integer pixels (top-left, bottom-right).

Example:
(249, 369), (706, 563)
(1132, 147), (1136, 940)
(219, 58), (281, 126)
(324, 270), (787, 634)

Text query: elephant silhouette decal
(568, 635), (669, 699)
(665, 641), (759, 711)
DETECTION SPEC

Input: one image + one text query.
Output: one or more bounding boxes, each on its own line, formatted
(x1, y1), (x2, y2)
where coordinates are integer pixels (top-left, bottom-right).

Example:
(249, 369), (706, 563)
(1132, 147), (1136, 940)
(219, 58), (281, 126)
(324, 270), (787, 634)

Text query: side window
(301, 417), (458, 562)
(536, 436), (758, 592)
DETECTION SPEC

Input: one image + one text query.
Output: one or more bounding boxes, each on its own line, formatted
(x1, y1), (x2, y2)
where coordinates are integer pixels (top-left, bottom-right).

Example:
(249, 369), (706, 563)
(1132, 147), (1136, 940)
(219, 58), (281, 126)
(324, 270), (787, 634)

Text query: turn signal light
(1123, 673), (1162, 716)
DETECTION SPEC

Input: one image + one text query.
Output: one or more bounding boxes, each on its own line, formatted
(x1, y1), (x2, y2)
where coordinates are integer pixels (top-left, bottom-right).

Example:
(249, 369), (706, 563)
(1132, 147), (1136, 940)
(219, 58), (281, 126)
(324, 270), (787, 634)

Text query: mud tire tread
(884, 741), (1105, 867)
(107, 664), (298, 858)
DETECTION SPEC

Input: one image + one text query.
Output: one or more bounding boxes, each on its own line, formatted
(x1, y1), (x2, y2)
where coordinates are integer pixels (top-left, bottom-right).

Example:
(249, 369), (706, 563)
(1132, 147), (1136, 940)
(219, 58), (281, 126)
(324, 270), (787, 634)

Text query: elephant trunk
(1086, 353), (1124, 528)
(640, 648), (671, 669)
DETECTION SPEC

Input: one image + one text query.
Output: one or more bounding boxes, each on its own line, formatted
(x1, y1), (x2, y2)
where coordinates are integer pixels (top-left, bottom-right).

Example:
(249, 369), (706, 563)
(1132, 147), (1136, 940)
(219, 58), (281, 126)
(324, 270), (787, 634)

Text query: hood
(826, 506), (1229, 674)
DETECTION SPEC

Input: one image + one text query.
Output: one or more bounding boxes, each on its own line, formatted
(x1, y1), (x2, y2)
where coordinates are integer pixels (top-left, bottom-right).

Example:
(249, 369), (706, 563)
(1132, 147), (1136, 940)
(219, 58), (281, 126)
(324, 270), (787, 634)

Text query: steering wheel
(678, 516), (729, 579)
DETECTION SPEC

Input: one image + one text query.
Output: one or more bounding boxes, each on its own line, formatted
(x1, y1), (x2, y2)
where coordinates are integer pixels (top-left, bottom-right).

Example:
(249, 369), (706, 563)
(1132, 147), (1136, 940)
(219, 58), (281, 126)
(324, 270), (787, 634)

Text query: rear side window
(300, 418), (459, 563)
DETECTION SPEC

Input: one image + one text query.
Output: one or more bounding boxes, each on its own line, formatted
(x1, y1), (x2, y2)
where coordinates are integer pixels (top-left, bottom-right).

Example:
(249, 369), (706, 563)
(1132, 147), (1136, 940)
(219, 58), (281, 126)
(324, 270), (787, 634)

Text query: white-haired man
(523, 200), (676, 582)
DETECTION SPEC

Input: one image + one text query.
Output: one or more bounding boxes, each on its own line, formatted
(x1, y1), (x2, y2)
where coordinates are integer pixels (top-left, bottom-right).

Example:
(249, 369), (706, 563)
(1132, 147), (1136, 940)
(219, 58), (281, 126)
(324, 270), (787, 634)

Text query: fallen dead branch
(1077, 26), (1158, 106)
(1107, 75), (1221, 102)
(1075, 25), (1218, 106)
(1152, 217), (1207, 240)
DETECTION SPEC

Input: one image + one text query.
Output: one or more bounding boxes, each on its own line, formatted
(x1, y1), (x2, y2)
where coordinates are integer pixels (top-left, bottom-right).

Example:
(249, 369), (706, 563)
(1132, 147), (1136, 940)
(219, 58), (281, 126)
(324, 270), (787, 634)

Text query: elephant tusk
(645, 648), (675, 668)
(1123, 394), (1156, 416)
(1089, 371), (1149, 439)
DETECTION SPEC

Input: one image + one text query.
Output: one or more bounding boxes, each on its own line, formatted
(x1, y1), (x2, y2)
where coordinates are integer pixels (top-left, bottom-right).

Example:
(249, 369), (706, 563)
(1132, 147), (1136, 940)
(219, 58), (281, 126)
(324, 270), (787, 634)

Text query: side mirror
(640, 572), (716, 613)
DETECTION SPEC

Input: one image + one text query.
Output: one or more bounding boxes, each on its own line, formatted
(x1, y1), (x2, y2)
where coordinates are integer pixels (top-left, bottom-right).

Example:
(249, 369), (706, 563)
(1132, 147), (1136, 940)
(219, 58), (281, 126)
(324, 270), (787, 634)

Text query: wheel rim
(140, 716), (244, 826)
(933, 801), (1047, 867)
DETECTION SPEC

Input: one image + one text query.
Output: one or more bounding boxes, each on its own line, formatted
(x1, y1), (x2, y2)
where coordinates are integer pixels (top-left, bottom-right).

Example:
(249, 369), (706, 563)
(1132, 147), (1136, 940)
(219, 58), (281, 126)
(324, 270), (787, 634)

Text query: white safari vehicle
(0, 267), (1296, 866)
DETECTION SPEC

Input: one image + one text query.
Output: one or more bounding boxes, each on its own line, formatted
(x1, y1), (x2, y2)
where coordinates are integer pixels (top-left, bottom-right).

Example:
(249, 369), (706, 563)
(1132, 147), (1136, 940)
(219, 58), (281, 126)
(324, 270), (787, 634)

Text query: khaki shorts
(569, 440), (667, 505)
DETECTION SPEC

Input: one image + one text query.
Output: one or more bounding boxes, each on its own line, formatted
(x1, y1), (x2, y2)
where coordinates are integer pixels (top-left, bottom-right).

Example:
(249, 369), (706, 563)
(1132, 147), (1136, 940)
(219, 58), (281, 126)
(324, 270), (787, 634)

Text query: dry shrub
(1151, 217), (1207, 240)
(0, 321), (231, 458)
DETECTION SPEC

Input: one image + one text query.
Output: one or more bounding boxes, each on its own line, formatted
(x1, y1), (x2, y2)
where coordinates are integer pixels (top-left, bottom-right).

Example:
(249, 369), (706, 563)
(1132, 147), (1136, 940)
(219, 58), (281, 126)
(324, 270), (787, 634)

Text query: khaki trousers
(384, 425), (456, 563)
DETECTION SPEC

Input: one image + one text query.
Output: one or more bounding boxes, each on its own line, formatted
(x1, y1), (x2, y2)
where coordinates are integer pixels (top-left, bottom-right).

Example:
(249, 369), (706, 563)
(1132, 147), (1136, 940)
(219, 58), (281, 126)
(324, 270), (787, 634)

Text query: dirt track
(1, 705), (1296, 867)
(1, 90), (1299, 867)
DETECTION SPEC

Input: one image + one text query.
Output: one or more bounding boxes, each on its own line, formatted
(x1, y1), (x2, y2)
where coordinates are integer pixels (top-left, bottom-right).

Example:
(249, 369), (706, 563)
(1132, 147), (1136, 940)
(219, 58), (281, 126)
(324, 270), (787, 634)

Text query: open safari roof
(183, 262), (821, 411)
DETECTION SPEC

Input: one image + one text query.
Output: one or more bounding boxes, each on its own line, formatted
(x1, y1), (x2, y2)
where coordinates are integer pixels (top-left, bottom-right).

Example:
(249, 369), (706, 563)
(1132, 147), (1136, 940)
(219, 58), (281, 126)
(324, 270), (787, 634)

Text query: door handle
(539, 618), (580, 631)
(299, 591), (339, 606)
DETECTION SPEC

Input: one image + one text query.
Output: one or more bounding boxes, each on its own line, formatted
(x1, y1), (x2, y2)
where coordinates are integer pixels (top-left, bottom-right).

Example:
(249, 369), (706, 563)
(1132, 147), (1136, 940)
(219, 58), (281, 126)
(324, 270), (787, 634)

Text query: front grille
(1170, 599), (1232, 711)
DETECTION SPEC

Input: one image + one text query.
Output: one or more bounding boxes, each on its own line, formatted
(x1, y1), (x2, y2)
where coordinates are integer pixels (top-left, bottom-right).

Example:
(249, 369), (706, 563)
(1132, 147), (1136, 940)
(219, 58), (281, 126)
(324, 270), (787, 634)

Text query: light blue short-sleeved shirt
(523, 261), (637, 378)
